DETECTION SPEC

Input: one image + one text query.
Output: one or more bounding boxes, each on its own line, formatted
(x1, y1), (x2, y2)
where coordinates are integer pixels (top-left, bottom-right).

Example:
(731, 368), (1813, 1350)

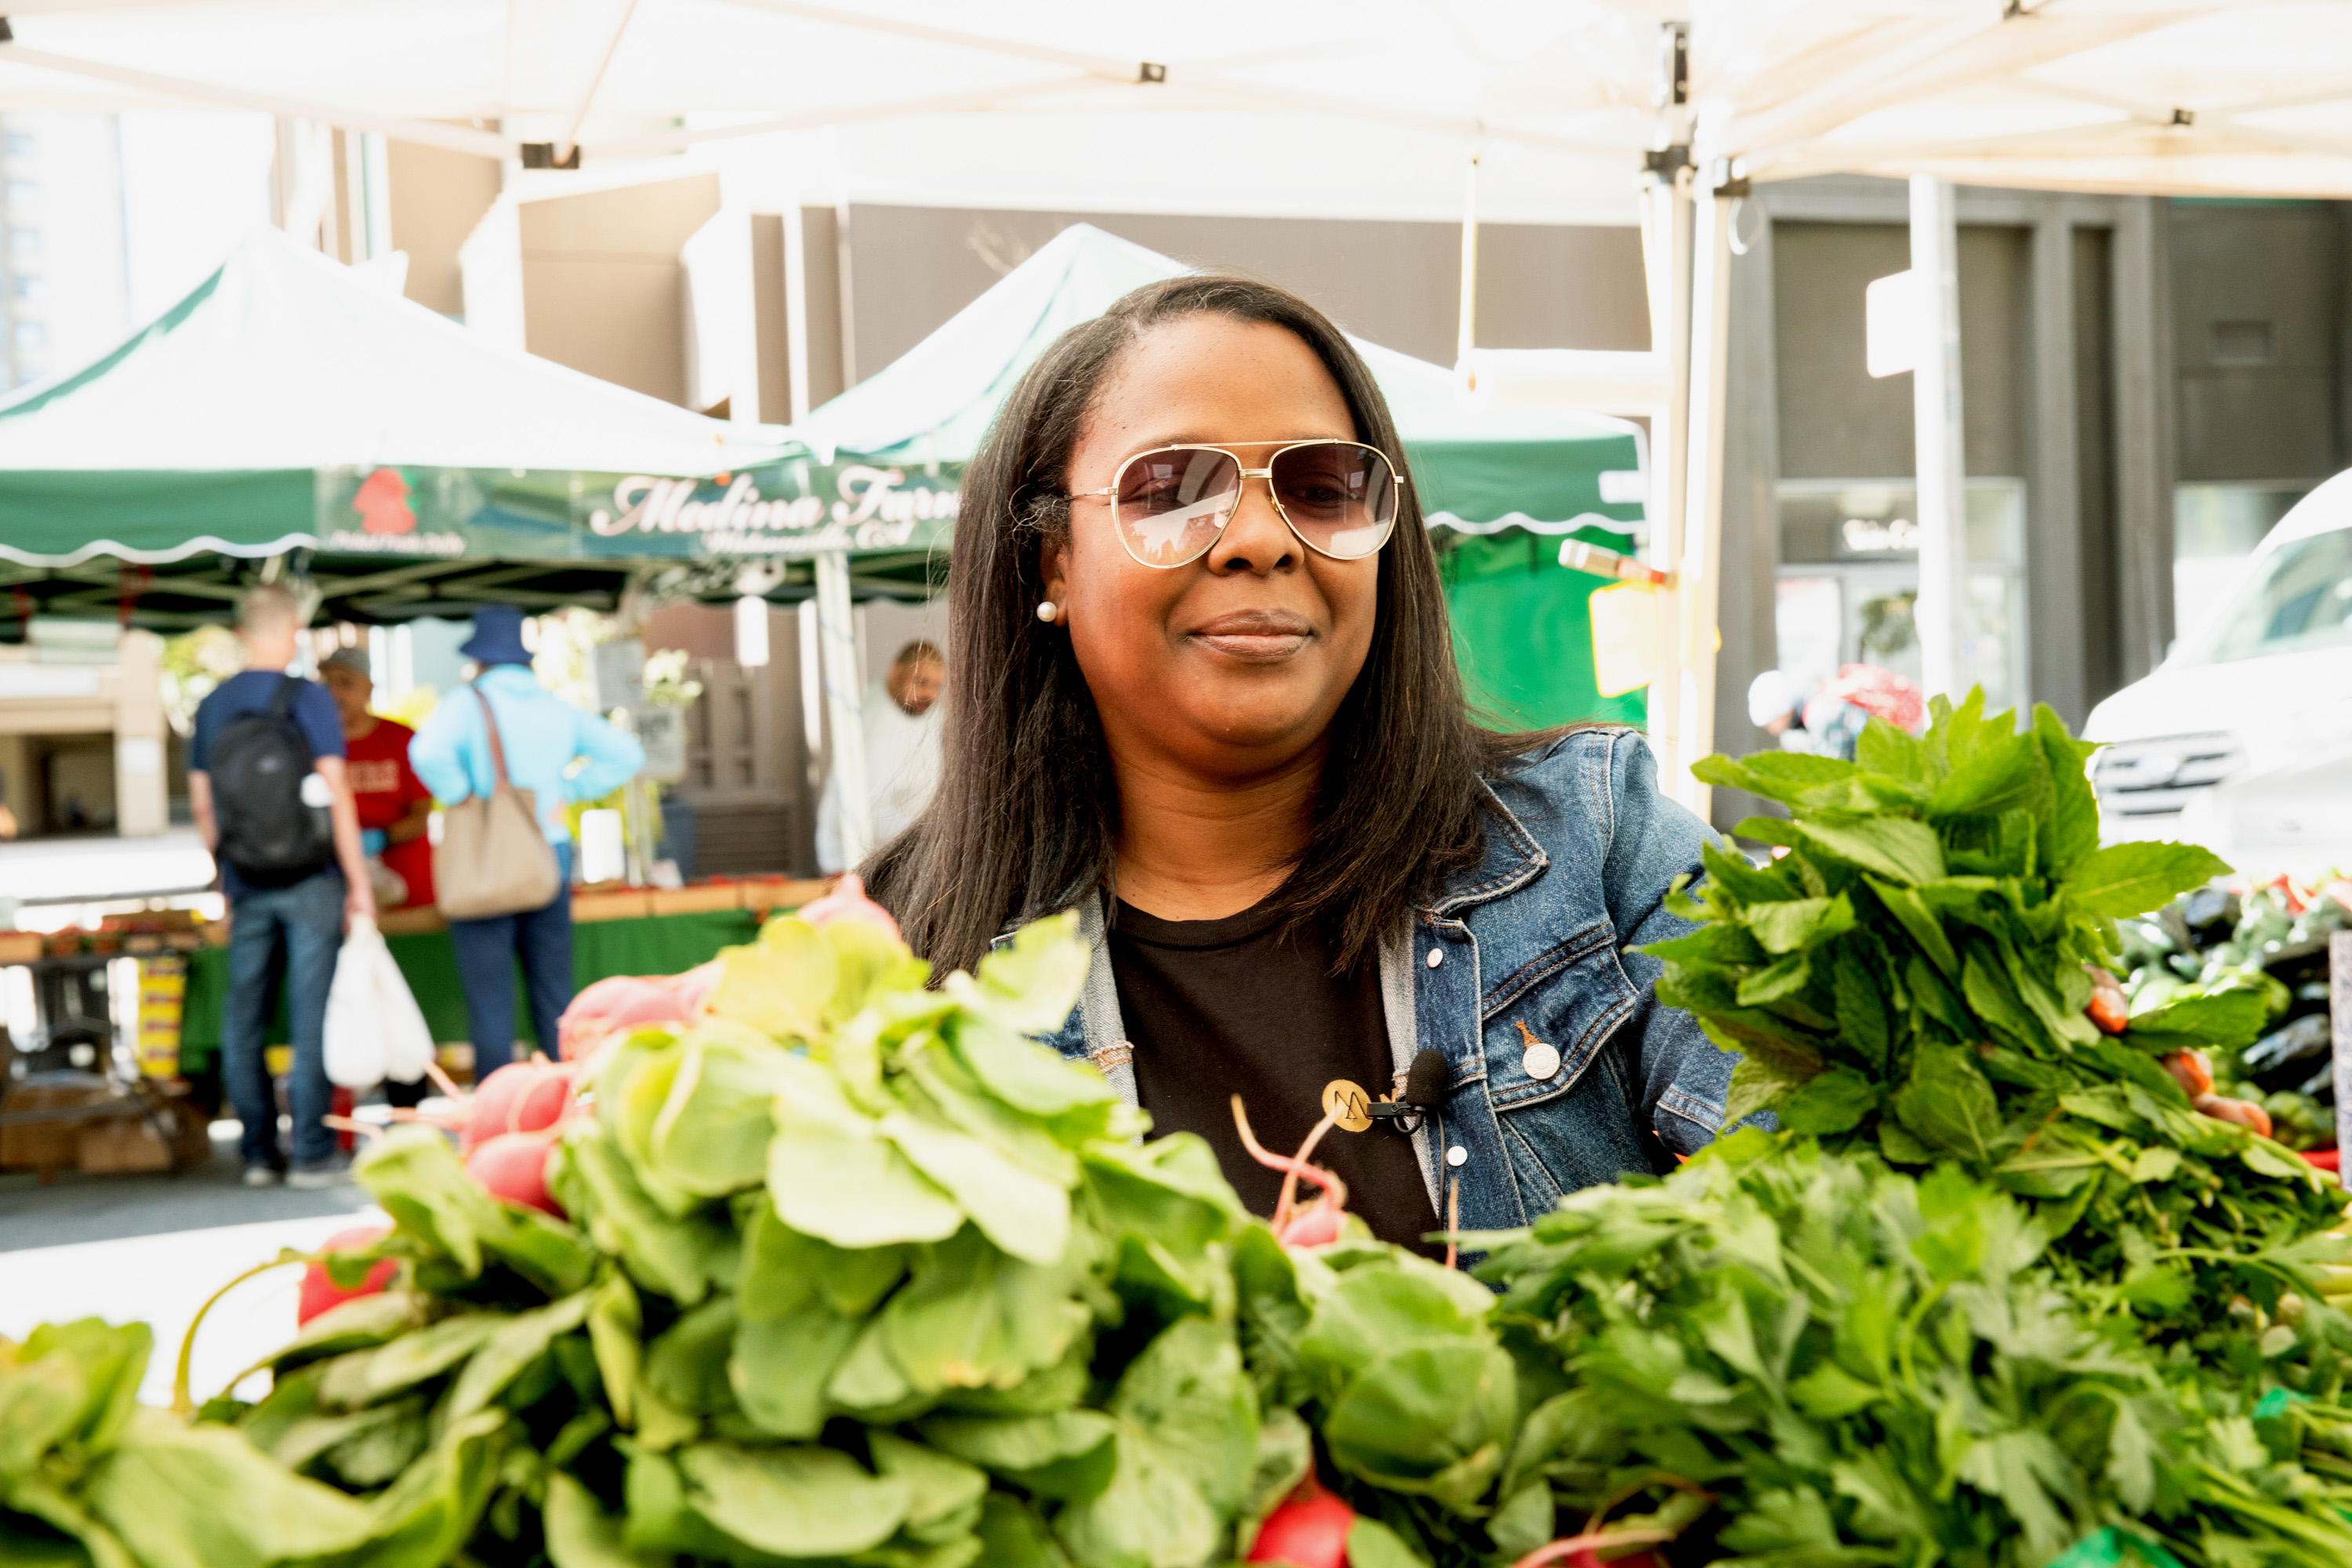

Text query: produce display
(3, 695), (2348, 1568)
(1661, 695), (2346, 1312)
(2117, 875), (2350, 1156)
(0, 882), (1468, 1568)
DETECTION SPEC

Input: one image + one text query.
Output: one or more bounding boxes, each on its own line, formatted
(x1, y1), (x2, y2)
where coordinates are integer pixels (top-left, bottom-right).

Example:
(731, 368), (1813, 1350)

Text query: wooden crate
(0, 931), (43, 964)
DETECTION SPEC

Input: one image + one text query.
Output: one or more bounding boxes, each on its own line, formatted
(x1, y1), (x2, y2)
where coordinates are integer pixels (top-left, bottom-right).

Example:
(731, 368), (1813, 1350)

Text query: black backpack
(210, 675), (336, 888)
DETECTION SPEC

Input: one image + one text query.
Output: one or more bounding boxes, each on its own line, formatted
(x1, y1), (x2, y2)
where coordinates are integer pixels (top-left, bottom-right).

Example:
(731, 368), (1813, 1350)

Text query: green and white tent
(0, 227), (811, 625)
(0, 222), (1644, 723)
(769, 223), (1651, 724)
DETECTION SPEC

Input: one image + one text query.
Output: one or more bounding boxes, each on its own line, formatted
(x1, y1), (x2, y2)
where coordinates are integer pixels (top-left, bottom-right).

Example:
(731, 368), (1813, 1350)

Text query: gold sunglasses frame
(1073, 438), (1405, 569)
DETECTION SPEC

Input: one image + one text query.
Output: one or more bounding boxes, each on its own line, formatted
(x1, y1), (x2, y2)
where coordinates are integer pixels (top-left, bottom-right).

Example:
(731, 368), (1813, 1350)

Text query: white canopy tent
(14, 0), (2352, 815)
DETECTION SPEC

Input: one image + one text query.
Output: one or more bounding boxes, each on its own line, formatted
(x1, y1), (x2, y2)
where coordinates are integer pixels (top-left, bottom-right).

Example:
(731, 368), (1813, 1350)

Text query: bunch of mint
(1649, 692), (2343, 1316)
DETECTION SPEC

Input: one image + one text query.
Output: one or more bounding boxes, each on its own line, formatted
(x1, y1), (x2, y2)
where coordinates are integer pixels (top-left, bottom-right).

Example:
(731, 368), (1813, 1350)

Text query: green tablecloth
(178, 909), (764, 1073)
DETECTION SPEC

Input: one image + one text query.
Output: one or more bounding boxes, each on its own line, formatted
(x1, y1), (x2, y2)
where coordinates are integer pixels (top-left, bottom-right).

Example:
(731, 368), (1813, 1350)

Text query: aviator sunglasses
(1073, 439), (1403, 568)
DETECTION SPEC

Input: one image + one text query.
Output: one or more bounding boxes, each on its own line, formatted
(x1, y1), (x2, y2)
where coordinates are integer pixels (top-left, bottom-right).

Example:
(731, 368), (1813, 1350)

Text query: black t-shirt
(1107, 895), (1439, 1254)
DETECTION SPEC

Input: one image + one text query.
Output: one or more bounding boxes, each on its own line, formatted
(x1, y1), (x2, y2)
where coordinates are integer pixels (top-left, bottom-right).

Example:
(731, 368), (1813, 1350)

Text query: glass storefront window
(1774, 478), (2028, 712)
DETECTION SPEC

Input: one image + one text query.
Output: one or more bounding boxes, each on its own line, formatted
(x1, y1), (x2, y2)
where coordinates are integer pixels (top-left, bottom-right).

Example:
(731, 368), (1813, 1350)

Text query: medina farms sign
(587, 462), (959, 558)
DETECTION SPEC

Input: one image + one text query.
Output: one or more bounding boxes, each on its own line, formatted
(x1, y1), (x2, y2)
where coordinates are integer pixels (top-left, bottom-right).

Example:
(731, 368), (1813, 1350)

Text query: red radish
(466, 1131), (564, 1216)
(797, 873), (902, 941)
(1515, 1544), (1669, 1568)
(507, 1066), (575, 1136)
(463, 1060), (572, 1150)
(2193, 1093), (2274, 1138)
(2082, 964), (2130, 1035)
(1230, 1097), (1352, 1254)
(556, 964), (720, 1060)
(2163, 1048), (2214, 1098)
(1247, 1475), (1354, 1568)
(602, 964), (721, 1030)
(297, 1225), (396, 1326)
(1276, 1205), (1346, 1250)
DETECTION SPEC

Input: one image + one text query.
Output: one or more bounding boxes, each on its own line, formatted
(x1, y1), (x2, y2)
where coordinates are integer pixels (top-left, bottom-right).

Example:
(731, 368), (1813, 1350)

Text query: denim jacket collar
(1044, 780), (1552, 1062)
(1426, 779), (1549, 919)
(1038, 780), (1555, 1213)
(1014, 729), (1730, 1243)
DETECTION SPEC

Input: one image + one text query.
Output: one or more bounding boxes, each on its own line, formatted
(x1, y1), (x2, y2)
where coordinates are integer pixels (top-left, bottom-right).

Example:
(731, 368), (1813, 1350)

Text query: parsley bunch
(1475, 1135), (2352, 1568)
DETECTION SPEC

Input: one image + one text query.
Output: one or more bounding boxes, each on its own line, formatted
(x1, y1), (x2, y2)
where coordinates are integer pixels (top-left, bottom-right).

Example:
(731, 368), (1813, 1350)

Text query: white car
(2084, 470), (2352, 870)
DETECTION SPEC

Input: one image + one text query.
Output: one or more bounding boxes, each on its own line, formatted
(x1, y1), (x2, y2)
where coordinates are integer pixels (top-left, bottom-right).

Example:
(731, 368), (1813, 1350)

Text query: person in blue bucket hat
(408, 606), (644, 1079)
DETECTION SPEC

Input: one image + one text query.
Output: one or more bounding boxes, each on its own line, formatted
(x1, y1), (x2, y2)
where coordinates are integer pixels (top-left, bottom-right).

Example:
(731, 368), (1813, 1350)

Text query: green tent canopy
(758, 224), (1650, 721)
(0, 227), (821, 626)
(1, 223), (1648, 725)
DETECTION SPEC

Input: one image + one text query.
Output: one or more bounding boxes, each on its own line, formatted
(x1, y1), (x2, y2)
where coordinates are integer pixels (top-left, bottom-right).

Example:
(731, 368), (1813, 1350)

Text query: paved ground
(0, 1124), (377, 1251)
(0, 1124), (384, 1406)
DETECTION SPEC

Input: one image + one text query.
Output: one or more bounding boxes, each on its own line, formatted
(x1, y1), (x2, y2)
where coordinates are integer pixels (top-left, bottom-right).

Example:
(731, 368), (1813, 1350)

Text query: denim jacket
(1029, 727), (1731, 1233)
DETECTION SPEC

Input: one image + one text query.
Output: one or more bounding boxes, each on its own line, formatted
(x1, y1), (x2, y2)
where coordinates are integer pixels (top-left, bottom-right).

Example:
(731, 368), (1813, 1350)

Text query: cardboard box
(0, 1081), (113, 1171)
(78, 1112), (173, 1174)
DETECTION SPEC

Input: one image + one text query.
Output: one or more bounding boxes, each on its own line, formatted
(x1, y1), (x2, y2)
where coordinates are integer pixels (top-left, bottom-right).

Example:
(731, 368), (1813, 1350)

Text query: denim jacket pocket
(1475, 918), (1638, 1113)
(1490, 1047), (1649, 1208)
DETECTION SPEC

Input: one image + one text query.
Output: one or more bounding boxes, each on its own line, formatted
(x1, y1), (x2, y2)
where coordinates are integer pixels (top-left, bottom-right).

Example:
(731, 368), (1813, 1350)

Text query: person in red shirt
(319, 647), (435, 909)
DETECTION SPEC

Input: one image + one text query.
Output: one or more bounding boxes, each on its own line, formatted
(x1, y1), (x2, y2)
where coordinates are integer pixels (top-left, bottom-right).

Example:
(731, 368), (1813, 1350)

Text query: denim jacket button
(1522, 1043), (1562, 1080)
(1445, 1145), (1468, 1167)
(1426, 948), (1443, 968)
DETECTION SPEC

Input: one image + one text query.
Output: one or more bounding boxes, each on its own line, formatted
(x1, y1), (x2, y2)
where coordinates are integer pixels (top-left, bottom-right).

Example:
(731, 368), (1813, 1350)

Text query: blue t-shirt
(191, 670), (347, 898)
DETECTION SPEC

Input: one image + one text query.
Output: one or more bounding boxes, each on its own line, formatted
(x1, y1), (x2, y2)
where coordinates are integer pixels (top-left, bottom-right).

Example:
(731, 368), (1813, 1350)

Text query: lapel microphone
(1367, 1048), (1450, 1134)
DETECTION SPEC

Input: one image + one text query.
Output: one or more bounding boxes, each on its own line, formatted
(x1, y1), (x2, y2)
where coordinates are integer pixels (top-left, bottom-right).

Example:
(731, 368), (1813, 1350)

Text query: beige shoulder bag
(434, 684), (563, 920)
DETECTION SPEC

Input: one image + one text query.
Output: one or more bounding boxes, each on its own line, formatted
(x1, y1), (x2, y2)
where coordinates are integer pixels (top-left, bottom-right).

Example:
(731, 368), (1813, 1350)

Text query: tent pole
(815, 548), (872, 868)
(1457, 148), (1481, 385)
(1640, 161), (1694, 792)
(1910, 174), (1967, 702)
(1676, 169), (1737, 822)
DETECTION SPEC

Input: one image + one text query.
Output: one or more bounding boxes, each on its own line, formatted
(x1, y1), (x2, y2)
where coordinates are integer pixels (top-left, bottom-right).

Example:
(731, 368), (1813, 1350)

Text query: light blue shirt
(408, 665), (645, 844)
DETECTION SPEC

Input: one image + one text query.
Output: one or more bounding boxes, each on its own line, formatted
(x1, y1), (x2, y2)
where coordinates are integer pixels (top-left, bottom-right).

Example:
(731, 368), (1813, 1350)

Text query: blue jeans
(448, 841), (574, 1079)
(222, 869), (344, 1169)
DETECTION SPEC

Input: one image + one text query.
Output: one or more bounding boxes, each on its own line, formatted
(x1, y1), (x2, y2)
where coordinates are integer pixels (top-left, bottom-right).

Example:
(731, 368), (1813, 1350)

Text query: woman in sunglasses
(865, 274), (1730, 1250)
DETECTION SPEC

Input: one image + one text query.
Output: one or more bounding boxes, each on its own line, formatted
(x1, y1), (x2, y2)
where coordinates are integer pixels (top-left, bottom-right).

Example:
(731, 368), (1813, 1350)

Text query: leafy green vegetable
(1474, 1134), (2352, 1568)
(1642, 696), (2342, 1312)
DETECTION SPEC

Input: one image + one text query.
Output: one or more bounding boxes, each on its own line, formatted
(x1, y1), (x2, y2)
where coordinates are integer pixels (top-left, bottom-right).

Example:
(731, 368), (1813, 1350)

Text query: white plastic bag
(324, 916), (436, 1088)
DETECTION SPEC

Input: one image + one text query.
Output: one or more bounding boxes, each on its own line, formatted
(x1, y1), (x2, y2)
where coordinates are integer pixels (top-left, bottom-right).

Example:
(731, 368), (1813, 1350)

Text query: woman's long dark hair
(865, 273), (1541, 977)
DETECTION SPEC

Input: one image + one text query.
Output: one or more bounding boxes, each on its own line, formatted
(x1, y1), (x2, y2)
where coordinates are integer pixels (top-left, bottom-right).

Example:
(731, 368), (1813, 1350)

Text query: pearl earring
(1036, 601), (1058, 623)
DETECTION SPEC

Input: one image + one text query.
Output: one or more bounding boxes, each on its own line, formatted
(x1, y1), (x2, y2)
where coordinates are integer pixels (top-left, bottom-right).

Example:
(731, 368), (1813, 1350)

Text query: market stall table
(174, 879), (826, 1079)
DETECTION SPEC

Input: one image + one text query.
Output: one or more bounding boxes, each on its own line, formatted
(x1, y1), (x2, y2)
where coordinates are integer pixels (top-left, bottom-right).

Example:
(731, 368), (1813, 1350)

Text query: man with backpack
(188, 583), (374, 1189)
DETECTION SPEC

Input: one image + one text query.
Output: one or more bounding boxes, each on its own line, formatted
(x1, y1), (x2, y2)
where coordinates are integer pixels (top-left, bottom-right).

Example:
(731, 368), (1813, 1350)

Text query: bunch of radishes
(1244, 1474), (1664, 1568)
(297, 877), (900, 1327)
(296, 970), (721, 1324)
(2082, 964), (2274, 1137)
